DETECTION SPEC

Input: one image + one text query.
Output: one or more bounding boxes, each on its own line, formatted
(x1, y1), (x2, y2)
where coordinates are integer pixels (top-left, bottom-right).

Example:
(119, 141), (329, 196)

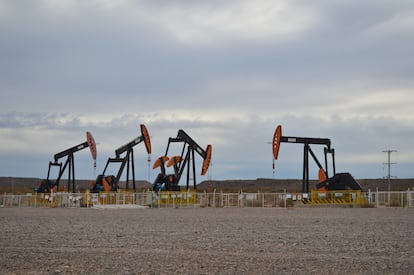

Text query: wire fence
(1, 189), (413, 208)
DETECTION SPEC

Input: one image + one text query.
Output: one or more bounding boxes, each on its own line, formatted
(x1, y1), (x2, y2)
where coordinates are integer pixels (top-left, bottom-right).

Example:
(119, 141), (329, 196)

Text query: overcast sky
(1, 1), (413, 185)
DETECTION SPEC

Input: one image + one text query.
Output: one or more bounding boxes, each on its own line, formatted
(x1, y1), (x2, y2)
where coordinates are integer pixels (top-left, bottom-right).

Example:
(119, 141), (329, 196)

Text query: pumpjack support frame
(37, 132), (96, 193)
(91, 124), (151, 192)
(153, 129), (212, 192)
(273, 125), (336, 193)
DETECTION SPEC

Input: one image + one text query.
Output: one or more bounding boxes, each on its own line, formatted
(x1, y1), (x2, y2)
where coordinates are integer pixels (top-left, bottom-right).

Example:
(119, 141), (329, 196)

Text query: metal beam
(280, 136), (331, 147)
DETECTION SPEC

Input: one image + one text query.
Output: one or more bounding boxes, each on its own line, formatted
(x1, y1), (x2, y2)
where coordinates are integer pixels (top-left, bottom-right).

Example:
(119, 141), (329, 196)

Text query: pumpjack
(35, 132), (97, 193)
(90, 124), (151, 193)
(152, 129), (212, 192)
(272, 125), (362, 193)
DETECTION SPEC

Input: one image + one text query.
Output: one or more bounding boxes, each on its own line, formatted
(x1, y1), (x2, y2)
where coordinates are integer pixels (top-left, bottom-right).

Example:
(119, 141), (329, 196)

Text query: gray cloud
(1, 1), (413, 182)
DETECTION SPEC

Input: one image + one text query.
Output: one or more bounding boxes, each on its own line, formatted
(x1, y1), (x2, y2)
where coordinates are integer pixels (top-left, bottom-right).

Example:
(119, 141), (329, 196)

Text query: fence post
(368, 189), (371, 204)
(262, 193), (264, 208)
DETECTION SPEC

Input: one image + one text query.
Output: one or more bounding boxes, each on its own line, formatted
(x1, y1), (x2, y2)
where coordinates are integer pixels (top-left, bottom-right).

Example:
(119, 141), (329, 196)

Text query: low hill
(0, 177), (152, 194)
(197, 178), (414, 193)
(1, 177), (413, 194)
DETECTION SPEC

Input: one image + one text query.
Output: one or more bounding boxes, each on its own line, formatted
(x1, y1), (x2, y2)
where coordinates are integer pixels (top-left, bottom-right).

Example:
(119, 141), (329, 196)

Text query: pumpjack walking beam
(96, 124), (151, 192)
(273, 125), (335, 193)
(153, 129), (212, 191)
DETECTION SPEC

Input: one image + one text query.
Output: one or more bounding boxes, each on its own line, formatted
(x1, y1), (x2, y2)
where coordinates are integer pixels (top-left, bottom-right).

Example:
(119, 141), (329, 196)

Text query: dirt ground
(0, 207), (413, 274)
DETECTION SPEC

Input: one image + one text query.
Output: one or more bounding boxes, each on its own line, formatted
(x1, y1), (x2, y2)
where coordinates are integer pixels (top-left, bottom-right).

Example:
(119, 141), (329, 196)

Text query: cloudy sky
(1, 0), (413, 184)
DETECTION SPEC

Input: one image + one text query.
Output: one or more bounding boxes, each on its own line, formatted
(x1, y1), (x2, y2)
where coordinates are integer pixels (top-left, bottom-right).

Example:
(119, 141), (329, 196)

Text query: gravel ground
(0, 207), (413, 274)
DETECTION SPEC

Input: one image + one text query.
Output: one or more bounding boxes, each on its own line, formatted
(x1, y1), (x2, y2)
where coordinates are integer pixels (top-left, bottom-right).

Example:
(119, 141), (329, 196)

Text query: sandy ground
(0, 207), (413, 274)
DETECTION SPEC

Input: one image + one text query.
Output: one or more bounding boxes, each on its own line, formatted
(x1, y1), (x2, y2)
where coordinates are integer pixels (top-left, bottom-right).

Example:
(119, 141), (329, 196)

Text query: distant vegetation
(196, 178), (414, 193)
(0, 177), (151, 194)
(1, 177), (413, 194)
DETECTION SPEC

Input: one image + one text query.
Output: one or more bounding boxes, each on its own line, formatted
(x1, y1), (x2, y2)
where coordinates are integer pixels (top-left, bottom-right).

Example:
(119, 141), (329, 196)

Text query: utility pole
(382, 149), (397, 204)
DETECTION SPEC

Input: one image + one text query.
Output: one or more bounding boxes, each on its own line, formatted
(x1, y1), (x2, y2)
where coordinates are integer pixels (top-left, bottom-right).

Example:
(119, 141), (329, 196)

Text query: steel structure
(273, 125), (336, 193)
(273, 125), (362, 192)
(153, 129), (212, 192)
(91, 124), (151, 192)
(36, 132), (97, 193)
